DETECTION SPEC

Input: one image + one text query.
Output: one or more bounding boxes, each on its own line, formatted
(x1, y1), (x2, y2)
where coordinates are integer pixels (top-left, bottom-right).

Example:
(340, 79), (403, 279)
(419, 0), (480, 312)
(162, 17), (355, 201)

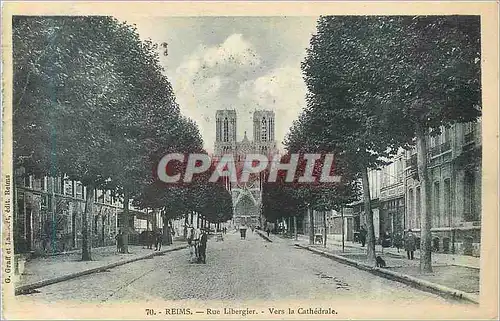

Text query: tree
(373, 16), (481, 272)
(13, 16), (133, 260)
(300, 16), (416, 265)
(13, 16), (208, 260)
(300, 16), (480, 270)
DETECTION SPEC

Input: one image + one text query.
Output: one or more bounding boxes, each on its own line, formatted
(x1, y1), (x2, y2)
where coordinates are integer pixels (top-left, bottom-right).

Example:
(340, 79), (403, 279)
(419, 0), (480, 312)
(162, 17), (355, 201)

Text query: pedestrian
(155, 228), (163, 251)
(186, 224), (196, 263)
(198, 228), (208, 264)
(359, 226), (367, 247)
(393, 232), (403, 253)
(193, 227), (201, 259)
(266, 226), (270, 238)
(404, 229), (417, 260)
(115, 230), (123, 253)
(148, 231), (155, 250)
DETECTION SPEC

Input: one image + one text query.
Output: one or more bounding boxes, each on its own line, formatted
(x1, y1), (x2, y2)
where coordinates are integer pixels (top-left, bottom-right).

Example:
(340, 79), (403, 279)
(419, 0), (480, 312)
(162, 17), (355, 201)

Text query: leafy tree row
(279, 16), (480, 270)
(13, 16), (232, 260)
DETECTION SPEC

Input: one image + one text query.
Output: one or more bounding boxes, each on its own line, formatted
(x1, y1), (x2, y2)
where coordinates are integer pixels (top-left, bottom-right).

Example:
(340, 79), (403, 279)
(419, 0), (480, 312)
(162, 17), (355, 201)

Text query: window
(97, 189), (105, 203)
(223, 117), (229, 142)
(443, 179), (451, 227)
(464, 171), (477, 221)
(464, 122), (475, 143)
(24, 175), (32, 188)
(269, 118), (274, 141)
(216, 118), (222, 141)
(261, 117), (267, 141)
(64, 180), (74, 197)
(231, 118), (236, 141)
(75, 182), (83, 199)
(434, 182), (440, 226)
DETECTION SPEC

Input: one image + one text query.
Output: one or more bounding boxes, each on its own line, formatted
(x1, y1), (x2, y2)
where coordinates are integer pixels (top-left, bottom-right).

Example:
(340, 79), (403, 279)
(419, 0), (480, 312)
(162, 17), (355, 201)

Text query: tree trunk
(308, 207), (314, 245)
(122, 191), (130, 254)
(323, 211), (327, 247)
(361, 167), (376, 266)
(51, 177), (57, 253)
(341, 207), (345, 253)
(416, 123), (433, 272)
(82, 185), (94, 261)
(152, 209), (158, 232)
(294, 215), (298, 241)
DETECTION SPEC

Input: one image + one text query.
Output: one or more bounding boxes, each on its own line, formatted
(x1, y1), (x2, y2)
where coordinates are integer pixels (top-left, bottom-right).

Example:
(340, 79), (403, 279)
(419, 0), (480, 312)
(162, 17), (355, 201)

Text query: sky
(115, 16), (319, 153)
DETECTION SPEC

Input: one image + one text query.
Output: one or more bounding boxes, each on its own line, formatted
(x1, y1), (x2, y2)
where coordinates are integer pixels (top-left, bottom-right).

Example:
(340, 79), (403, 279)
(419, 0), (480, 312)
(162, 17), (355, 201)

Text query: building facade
(13, 170), (149, 254)
(214, 109), (279, 228)
(405, 120), (482, 256)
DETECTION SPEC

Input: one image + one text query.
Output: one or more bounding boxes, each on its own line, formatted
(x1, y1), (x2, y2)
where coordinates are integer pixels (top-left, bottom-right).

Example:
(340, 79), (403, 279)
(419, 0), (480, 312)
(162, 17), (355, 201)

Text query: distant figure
(148, 231), (155, 250)
(198, 228), (208, 264)
(393, 232), (403, 253)
(115, 230), (123, 253)
(155, 228), (163, 251)
(193, 227), (202, 259)
(404, 229), (417, 260)
(186, 224), (196, 263)
(266, 226), (270, 238)
(359, 226), (367, 247)
(240, 227), (247, 239)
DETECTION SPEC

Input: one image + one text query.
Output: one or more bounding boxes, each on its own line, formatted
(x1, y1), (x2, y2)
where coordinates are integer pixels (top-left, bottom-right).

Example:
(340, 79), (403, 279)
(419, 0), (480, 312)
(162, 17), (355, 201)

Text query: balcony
(429, 142), (451, 158)
(464, 131), (474, 145)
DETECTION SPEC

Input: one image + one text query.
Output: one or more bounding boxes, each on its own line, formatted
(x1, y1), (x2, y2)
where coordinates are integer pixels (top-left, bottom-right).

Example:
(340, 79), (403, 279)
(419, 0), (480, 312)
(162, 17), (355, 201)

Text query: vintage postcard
(1, 1), (498, 320)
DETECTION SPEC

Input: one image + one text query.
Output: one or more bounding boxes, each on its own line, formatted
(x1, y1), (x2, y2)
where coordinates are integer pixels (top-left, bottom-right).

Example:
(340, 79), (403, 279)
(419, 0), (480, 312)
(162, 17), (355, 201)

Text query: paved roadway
(24, 230), (465, 305)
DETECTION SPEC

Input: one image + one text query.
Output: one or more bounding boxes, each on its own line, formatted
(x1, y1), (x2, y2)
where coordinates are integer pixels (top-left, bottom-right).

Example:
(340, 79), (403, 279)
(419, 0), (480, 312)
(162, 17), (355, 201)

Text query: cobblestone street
(23, 230), (464, 305)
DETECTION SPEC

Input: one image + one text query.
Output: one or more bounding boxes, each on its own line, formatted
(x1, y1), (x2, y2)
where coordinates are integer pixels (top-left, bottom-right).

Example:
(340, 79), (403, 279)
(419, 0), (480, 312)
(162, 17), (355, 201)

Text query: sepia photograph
(1, 2), (498, 320)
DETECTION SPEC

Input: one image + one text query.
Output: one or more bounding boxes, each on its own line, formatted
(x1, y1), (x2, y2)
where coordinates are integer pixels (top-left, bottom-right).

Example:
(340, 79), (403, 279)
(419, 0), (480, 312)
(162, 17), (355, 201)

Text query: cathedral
(213, 110), (279, 228)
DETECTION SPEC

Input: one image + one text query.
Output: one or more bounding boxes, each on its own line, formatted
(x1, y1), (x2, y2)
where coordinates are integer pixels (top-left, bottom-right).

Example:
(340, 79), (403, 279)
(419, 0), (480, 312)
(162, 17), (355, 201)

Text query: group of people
(357, 226), (418, 260)
(145, 228), (165, 251)
(114, 228), (166, 254)
(186, 225), (208, 264)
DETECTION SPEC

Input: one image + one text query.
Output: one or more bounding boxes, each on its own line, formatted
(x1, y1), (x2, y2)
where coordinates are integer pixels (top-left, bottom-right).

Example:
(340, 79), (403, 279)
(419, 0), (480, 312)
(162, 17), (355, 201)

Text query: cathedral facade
(213, 110), (278, 228)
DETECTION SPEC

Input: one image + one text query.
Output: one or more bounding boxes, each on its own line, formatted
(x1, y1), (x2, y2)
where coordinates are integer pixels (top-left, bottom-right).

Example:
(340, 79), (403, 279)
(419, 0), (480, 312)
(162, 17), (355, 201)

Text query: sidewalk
(273, 233), (479, 302)
(16, 241), (187, 294)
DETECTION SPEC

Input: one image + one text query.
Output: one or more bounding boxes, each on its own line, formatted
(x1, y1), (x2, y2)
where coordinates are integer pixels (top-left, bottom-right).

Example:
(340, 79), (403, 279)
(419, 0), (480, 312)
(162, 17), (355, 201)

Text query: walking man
(155, 228), (163, 251)
(404, 229), (417, 260)
(193, 226), (201, 259)
(115, 230), (123, 253)
(186, 224), (196, 263)
(359, 226), (367, 247)
(198, 228), (208, 264)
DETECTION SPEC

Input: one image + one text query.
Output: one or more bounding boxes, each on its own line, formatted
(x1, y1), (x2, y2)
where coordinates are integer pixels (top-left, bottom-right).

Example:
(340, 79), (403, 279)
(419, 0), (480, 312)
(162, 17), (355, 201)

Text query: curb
(15, 244), (188, 295)
(292, 237), (480, 271)
(294, 244), (479, 305)
(255, 230), (273, 242)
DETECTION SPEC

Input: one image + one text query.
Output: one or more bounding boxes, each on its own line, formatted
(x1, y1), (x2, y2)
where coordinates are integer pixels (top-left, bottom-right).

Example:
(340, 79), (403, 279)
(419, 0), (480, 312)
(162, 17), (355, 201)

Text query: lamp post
(341, 207), (345, 253)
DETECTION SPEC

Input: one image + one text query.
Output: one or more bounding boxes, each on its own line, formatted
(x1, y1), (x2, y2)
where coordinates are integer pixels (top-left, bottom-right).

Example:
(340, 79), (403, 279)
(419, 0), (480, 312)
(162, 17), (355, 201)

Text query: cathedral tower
(214, 110), (237, 155)
(253, 110), (276, 154)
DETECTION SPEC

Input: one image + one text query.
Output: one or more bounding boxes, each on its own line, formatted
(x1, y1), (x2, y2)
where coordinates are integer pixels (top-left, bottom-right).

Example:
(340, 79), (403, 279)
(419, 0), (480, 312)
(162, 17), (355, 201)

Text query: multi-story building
(405, 120), (481, 256)
(13, 170), (149, 254)
(349, 169), (383, 241)
(379, 151), (406, 240)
